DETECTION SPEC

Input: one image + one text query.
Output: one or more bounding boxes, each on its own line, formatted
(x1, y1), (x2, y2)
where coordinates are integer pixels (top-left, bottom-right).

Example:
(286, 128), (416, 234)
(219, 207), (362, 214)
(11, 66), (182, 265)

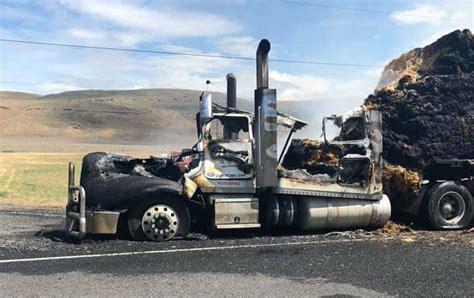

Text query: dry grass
(0, 153), (83, 207)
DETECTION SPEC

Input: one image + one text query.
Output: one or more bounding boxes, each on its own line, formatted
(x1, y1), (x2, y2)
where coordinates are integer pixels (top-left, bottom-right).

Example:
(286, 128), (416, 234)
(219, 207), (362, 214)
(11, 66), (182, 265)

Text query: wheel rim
(141, 204), (179, 241)
(438, 191), (466, 225)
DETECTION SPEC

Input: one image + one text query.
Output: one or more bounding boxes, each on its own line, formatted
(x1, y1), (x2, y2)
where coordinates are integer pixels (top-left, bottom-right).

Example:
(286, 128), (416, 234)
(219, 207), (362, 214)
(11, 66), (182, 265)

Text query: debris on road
(376, 221), (414, 235)
(464, 227), (474, 234)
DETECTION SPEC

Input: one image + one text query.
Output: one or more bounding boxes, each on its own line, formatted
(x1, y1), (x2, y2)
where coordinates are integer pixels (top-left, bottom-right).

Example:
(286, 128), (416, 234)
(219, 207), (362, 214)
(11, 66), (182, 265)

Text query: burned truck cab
(66, 38), (391, 242)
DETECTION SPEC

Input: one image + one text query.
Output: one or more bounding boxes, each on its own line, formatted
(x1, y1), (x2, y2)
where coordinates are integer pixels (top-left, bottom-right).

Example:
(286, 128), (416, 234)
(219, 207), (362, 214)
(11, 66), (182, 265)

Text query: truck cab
(66, 39), (391, 241)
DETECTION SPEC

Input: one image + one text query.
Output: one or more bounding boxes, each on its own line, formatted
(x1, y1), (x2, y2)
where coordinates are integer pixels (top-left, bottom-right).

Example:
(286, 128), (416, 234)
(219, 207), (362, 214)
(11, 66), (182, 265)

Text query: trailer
(402, 159), (474, 229)
(66, 39), (391, 241)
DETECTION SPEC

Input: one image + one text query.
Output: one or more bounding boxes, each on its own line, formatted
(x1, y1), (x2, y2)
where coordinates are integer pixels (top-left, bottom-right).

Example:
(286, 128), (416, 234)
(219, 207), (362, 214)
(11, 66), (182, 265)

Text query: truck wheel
(426, 182), (473, 230)
(127, 196), (190, 241)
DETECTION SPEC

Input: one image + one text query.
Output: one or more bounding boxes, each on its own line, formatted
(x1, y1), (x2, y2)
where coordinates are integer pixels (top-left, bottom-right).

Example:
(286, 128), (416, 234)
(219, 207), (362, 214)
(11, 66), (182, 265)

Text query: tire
(426, 181), (473, 230)
(127, 195), (190, 241)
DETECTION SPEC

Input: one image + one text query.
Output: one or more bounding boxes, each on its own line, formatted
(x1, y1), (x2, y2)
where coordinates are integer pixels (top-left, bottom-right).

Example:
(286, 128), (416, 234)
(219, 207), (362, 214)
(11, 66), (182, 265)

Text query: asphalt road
(0, 207), (472, 297)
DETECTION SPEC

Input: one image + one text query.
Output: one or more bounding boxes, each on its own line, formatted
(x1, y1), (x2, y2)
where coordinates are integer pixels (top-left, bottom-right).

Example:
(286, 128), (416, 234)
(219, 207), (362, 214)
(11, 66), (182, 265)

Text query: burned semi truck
(66, 39), (391, 241)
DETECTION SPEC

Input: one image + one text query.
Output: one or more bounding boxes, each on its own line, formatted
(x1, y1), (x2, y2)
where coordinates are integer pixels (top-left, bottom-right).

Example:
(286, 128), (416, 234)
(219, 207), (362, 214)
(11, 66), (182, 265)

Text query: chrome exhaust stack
(254, 39), (278, 188)
(256, 40), (270, 88)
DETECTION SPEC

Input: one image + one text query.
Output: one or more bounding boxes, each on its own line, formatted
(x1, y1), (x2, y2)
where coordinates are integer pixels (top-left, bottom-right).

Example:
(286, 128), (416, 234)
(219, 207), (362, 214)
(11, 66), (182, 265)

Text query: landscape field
(0, 152), (82, 206)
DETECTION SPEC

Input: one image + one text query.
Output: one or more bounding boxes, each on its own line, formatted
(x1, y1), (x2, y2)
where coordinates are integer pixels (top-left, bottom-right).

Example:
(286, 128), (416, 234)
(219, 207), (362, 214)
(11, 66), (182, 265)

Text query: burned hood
(80, 152), (184, 210)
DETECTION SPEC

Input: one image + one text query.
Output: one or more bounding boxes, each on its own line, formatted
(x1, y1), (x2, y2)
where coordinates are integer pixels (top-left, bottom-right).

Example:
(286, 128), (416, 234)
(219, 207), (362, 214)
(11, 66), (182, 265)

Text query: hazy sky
(0, 0), (472, 104)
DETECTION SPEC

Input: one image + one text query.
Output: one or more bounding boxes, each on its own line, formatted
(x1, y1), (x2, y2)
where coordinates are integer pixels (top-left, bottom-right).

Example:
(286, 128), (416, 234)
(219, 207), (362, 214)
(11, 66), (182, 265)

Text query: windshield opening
(204, 116), (250, 140)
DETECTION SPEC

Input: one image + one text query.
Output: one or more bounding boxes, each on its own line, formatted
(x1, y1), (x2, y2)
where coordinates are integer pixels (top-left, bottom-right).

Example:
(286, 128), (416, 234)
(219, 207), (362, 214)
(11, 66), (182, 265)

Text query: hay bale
(365, 29), (474, 214)
(366, 29), (474, 170)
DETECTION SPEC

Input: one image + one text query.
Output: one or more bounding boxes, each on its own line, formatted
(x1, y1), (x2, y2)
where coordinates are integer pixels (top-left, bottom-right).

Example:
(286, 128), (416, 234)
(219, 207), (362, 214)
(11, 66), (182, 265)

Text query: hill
(0, 86), (343, 151)
(0, 89), (231, 147)
(0, 91), (39, 100)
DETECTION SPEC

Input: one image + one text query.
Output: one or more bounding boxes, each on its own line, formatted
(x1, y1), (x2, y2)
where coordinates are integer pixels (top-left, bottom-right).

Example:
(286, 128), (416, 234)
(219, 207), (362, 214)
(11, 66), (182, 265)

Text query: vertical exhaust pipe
(254, 39), (278, 188)
(224, 73), (237, 139)
(256, 39), (270, 88)
(226, 73), (237, 108)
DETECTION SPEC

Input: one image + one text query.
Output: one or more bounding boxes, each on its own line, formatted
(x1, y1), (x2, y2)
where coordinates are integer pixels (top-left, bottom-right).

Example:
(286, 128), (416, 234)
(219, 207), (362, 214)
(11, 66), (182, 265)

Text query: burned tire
(127, 195), (190, 241)
(426, 182), (473, 230)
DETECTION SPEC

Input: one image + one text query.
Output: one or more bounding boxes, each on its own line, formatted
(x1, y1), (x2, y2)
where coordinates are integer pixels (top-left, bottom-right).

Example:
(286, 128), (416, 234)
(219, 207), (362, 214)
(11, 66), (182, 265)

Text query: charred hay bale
(366, 30), (474, 170)
(376, 29), (474, 90)
(367, 73), (474, 170)
(365, 29), (473, 216)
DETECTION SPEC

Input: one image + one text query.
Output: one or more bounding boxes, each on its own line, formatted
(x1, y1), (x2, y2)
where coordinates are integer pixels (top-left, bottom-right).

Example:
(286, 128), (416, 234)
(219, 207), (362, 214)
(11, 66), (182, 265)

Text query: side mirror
(199, 93), (213, 125)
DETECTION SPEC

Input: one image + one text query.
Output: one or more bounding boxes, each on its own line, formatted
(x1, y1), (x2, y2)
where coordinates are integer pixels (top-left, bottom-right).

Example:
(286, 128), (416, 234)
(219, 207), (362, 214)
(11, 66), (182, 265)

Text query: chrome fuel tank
(297, 194), (391, 230)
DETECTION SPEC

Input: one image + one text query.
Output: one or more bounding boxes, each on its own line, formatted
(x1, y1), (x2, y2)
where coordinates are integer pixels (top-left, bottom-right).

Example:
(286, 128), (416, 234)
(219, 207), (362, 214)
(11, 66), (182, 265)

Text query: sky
(0, 0), (473, 106)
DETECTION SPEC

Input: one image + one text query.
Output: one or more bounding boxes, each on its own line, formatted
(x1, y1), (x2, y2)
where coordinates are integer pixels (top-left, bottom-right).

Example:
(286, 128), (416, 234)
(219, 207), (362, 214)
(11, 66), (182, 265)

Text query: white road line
(0, 238), (373, 264)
